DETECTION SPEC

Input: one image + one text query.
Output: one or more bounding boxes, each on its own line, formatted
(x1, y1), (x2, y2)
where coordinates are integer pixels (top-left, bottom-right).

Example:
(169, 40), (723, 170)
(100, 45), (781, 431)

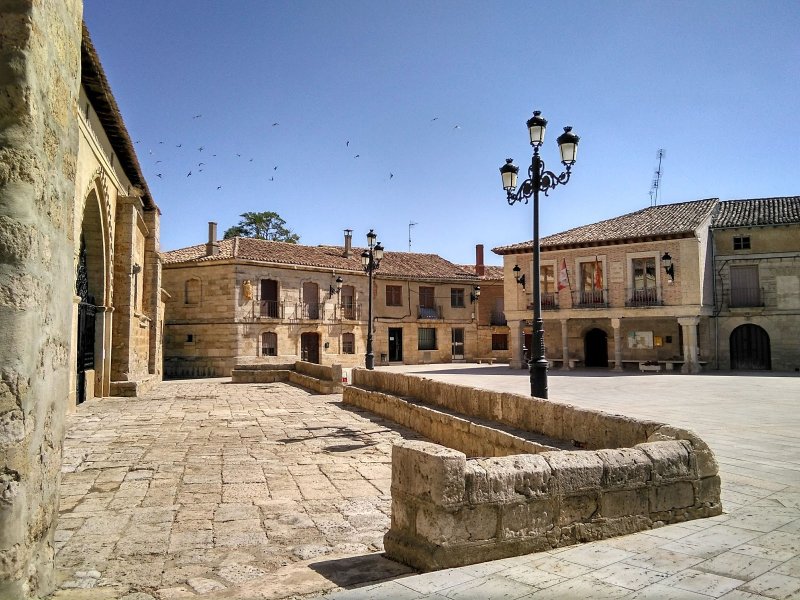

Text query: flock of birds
(135, 115), (463, 191)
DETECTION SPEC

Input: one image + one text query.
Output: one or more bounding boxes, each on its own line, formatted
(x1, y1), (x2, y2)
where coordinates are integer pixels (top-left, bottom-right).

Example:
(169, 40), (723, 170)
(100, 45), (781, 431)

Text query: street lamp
(500, 110), (580, 399)
(361, 229), (384, 369)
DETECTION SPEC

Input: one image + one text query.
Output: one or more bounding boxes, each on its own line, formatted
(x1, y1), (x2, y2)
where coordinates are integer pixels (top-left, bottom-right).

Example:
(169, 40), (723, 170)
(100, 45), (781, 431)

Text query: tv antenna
(408, 221), (418, 252)
(649, 149), (665, 206)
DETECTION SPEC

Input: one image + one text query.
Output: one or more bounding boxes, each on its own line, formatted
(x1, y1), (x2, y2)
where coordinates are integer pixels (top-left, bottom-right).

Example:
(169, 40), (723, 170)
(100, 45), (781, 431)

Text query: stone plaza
(50, 366), (800, 599)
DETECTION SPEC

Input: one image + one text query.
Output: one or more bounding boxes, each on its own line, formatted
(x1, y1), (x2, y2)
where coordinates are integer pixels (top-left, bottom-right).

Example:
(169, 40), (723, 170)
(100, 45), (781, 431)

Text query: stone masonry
(0, 0), (84, 597)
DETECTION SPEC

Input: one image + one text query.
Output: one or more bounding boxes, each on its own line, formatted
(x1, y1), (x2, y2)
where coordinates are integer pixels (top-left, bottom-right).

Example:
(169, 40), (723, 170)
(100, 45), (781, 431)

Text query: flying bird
(198, 146), (204, 152)
(236, 153), (241, 158)
(389, 172), (394, 179)
(269, 177), (274, 181)
(217, 186), (222, 190)
(176, 144), (182, 148)
(186, 171), (192, 177)
(354, 154), (360, 158)
(156, 173), (162, 178)
(193, 114), (202, 119)
(155, 160), (162, 164)
(453, 124), (461, 130)
(346, 140), (349, 147)
(159, 141), (164, 144)
(272, 122), (279, 127)
(249, 158), (254, 162)
(431, 117), (439, 121)
(273, 166), (278, 171)
(198, 162), (205, 166)
(135, 140), (141, 144)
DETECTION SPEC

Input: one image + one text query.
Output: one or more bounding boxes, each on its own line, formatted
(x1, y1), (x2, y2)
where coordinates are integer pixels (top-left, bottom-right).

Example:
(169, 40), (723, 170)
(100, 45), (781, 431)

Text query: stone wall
(231, 361), (343, 394)
(0, 1), (83, 597)
(345, 370), (721, 570)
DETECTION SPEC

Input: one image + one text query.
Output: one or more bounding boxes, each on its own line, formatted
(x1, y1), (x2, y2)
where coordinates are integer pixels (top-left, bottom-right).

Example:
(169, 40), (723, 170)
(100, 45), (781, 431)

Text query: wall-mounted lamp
(131, 263), (141, 276)
(512, 264), (526, 289)
(662, 252), (675, 282)
(470, 285), (481, 303)
(329, 276), (343, 298)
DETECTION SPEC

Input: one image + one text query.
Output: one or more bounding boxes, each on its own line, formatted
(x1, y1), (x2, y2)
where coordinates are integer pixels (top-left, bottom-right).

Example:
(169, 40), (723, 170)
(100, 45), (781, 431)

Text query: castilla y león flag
(557, 258), (570, 291)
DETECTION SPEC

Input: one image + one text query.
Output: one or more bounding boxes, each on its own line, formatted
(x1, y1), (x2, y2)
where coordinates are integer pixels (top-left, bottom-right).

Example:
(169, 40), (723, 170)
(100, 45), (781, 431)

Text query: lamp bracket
(506, 154), (572, 206)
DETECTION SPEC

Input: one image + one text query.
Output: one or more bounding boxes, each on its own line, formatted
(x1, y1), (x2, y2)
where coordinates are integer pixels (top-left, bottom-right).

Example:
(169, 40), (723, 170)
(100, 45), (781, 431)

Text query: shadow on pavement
(308, 553), (414, 589)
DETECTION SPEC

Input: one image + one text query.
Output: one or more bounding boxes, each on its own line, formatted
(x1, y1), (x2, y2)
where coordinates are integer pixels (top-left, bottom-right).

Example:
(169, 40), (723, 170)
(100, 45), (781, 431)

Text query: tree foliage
(223, 211), (299, 243)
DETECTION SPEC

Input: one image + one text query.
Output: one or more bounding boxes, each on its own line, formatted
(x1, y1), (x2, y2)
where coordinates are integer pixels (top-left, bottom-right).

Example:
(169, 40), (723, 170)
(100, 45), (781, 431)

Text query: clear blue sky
(83, 1), (799, 266)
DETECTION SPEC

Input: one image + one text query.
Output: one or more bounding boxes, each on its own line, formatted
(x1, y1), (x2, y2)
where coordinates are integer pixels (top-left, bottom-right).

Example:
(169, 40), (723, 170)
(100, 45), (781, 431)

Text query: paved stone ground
(51, 367), (800, 600)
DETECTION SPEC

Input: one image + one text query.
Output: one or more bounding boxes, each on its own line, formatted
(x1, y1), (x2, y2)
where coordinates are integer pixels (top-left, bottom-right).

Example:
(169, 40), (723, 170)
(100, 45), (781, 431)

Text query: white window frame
(626, 250), (663, 303)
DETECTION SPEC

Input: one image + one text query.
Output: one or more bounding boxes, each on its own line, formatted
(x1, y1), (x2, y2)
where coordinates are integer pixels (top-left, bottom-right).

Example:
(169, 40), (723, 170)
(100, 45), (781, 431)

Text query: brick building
(161, 227), (509, 377)
(494, 196), (800, 373)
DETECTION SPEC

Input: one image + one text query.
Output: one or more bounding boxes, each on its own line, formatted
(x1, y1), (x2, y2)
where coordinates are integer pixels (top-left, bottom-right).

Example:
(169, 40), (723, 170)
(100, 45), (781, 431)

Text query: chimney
(475, 244), (485, 277)
(205, 221), (219, 256)
(343, 229), (353, 258)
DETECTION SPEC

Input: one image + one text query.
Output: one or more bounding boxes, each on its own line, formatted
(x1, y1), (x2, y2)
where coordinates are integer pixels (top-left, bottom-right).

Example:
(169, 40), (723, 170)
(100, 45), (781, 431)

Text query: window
(730, 265), (760, 307)
(342, 332), (355, 354)
(261, 332), (277, 356)
(386, 285), (403, 307)
(733, 236), (751, 250)
(631, 257), (657, 304)
(341, 285), (356, 319)
(419, 286), (435, 308)
(578, 259), (604, 305)
(186, 334), (194, 343)
(491, 334), (508, 351)
(260, 279), (279, 317)
(451, 288), (465, 308)
(540, 265), (556, 308)
(418, 327), (436, 350)
(184, 278), (201, 304)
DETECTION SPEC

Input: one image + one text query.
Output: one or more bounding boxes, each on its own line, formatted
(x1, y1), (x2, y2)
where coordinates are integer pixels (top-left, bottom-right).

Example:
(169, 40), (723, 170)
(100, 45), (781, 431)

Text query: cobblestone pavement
(51, 368), (800, 600)
(52, 379), (421, 599)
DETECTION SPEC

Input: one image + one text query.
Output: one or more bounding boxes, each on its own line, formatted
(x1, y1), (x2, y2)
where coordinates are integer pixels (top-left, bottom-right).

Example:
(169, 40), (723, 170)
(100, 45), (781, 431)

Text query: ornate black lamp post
(360, 229), (384, 370)
(500, 110), (580, 399)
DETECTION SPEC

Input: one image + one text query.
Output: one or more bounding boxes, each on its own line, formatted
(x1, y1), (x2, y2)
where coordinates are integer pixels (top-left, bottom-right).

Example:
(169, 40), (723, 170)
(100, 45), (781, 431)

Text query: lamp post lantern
(361, 229), (384, 370)
(500, 110), (580, 399)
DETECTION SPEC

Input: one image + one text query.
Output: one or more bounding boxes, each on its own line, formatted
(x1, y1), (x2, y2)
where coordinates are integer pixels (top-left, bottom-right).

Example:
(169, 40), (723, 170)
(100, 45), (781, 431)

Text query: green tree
(223, 211), (300, 243)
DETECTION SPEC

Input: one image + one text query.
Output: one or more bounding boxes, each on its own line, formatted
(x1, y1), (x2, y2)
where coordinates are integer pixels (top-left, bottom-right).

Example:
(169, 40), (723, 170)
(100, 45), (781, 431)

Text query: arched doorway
(730, 324), (771, 370)
(584, 328), (608, 367)
(301, 332), (320, 364)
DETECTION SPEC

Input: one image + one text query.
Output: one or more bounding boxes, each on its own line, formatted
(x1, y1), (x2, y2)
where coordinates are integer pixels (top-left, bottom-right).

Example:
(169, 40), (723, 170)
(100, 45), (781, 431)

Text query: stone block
(597, 447), (652, 488)
(391, 497), (415, 533)
(601, 489), (649, 519)
(650, 481), (695, 512)
(499, 498), (556, 539)
(647, 425), (718, 478)
(697, 475), (721, 505)
(543, 450), (603, 495)
(636, 441), (695, 481)
(558, 493), (598, 526)
(415, 504), (497, 544)
(391, 440), (465, 507)
(465, 454), (551, 504)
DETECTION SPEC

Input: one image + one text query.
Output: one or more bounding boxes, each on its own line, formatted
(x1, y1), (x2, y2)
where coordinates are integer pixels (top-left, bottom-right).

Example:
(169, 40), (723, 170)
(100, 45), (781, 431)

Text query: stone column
(560, 319), (570, 370)
(144, 207), (162, 378)
(679, 316), (701, 374)
(509, 319), (525, 369)
(611, 318), (623, 371)
(0, 2), (83, 598)
(110, 198), (138, 381)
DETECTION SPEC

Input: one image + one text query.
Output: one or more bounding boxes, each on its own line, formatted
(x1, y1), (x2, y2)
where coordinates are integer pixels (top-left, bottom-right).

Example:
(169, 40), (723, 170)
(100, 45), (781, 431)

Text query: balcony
(626, 287), (661, 307)
(418, 305), (443, 319)
(527, 292), (559, 311)
(340, 303), (362, 320)
(572, 289), (607, 308)
(259, 300), (282, 319)
(490, 311), (507, 326)
(729, 286), (763, 308)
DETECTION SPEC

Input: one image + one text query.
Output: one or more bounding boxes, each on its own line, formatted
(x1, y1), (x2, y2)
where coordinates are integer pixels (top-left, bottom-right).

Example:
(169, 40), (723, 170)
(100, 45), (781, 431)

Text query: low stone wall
(231, 361), (343, 394)
(344, 369), (722, 571)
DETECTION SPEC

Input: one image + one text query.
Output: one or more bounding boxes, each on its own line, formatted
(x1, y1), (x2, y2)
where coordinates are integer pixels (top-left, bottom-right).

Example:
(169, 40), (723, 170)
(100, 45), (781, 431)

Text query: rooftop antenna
(408, 221), (418, 252)
(649, 149), (665, 206)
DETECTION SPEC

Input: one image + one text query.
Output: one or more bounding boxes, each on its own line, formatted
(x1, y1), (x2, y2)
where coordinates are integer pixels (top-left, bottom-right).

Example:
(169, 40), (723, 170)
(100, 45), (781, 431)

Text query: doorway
(300, 332), (320, 364)
(388, 327), (403, 362)
(451, 328), (465, 361)
(730, 324), (770, 370)
(584, 328), (609, 367)
(75, 235), (96, 404)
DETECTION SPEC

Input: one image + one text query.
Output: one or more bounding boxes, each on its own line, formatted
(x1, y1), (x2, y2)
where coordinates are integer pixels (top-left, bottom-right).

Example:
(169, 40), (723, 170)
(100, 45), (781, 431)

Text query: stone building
(161, 227), (509, 376)
(0, 6), (162, 596)
(74, 25), (164, 403)
(710, 197), (800, 371)
(494, 196), (800, 373)
(494, 199), (718, 373)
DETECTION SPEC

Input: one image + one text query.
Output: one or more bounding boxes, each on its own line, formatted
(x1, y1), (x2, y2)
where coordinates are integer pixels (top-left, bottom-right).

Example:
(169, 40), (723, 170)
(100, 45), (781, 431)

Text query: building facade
(495, 196), (800, 373)
(710, 197), (800, 371)
(161, 228), (509, 377)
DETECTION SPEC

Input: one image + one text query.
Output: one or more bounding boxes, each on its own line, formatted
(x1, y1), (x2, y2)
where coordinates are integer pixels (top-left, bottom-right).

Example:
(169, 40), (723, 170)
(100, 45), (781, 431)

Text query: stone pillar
(509, 319), (525, 369)
(0, 2), (83, 598)
(111, 198), (138, 381)
(144, 207), (162, 378)
(560, 319), (570, 370)
(679, 317), (701, 374)
(611, 318), (623, 371)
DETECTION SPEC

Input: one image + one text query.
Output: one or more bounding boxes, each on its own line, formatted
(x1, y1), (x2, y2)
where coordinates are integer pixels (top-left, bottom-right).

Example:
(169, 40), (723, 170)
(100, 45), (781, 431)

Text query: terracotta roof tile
(493, 198), (718, 254)
(712, 196), (800, 228)
(162, 237), (478, 282)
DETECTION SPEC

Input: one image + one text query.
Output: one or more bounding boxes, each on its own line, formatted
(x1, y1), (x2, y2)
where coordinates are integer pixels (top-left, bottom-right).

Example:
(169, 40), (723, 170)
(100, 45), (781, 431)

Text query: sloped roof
(457, 265), (504, 281)
(493, 199), (718, 254)
(162, 237), (479, 282)
(81, 23), (157, 211)
(712, 196), (800, 228)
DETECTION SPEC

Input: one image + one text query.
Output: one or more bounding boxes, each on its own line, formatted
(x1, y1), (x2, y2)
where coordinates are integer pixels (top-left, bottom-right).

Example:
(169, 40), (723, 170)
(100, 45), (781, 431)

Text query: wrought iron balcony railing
(572, 289), (607, 308)
(625, 287), (661, 307)
(340, 303), (362, 320)
(418, 305), (443, 319)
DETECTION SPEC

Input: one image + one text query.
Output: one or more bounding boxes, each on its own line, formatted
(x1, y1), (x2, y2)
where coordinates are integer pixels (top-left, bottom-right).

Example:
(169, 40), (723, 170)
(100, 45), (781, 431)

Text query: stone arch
(730, 324), (771, 370)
